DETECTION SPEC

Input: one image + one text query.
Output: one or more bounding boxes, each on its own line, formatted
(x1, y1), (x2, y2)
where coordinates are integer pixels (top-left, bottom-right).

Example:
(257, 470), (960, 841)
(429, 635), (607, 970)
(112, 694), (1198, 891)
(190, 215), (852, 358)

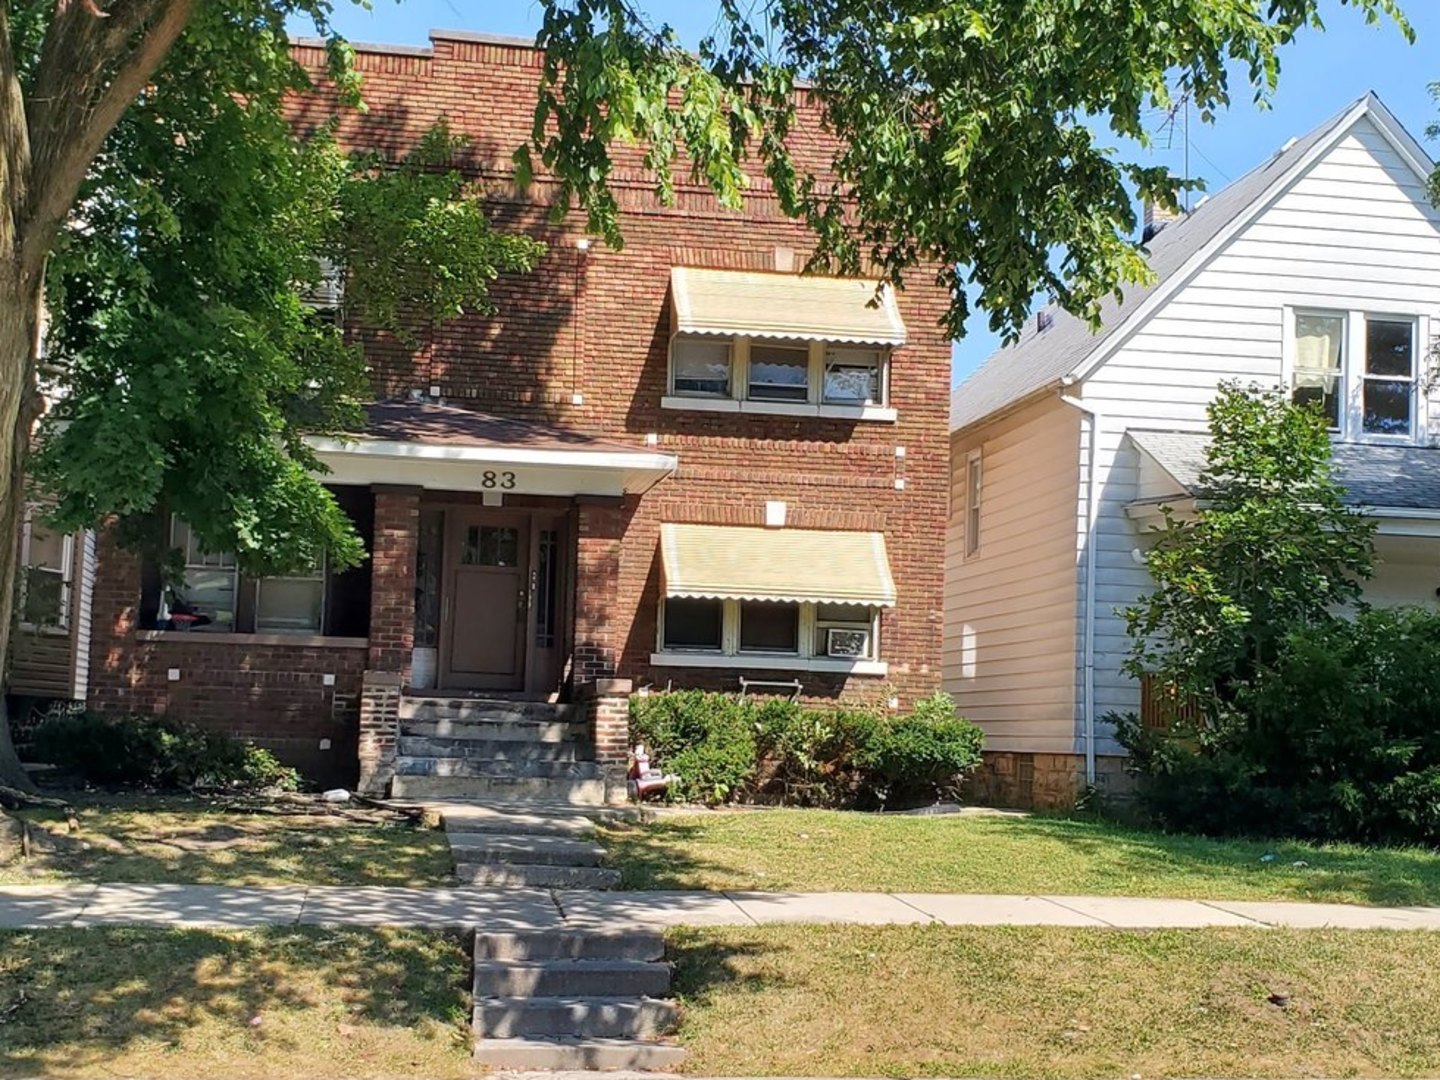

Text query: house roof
(949, 93), (1415, 432)
(360, 400), (654, 456)
(1128, 429), (1440, 512)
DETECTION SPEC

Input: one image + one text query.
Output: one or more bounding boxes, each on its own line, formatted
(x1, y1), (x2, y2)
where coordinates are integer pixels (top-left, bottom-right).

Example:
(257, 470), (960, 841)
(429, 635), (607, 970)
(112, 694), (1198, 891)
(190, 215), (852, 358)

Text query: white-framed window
(748, 342), (810, 403)
(670, 336), (732, 397)
(1288, 308), (1423, 442)
(823, 346), (885, 405)
(657, 597), (883, 666)
(166, 518), (239, 631)
(255, 558), (326, 635)
(300, 256), (344, 324)
(965, 450), (983, 557)
(18, 511), (73, 630)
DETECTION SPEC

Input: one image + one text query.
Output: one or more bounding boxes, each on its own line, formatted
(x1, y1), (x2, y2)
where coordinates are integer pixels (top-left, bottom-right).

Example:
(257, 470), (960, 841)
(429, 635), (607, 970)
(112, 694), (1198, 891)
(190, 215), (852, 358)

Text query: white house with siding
(946, 93), (1440, 808)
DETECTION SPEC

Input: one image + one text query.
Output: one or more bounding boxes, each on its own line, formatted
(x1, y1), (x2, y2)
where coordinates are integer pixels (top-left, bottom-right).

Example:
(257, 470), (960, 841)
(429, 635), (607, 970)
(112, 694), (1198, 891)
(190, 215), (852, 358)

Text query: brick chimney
(1142, 200), (1184, 243)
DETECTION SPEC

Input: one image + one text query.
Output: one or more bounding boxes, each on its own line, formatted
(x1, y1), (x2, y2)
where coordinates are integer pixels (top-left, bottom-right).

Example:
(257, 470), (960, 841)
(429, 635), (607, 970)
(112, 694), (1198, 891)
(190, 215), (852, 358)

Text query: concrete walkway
(5, 882), (1440, 931)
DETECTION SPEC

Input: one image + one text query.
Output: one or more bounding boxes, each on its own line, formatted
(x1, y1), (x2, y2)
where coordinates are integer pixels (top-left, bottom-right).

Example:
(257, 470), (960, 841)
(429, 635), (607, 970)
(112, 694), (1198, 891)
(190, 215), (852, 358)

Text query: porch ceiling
(307, 401), (677, 497)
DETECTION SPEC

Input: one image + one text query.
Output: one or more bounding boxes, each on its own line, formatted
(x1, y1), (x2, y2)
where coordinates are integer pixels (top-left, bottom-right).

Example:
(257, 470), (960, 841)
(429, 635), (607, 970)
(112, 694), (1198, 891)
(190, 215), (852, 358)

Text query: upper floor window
(748, 343), (810, 403)
(965, 451), (983, 557)
(823, 346), (885, 405)
(1290, 309), (1422, 442)
(671, 337), (732, 397)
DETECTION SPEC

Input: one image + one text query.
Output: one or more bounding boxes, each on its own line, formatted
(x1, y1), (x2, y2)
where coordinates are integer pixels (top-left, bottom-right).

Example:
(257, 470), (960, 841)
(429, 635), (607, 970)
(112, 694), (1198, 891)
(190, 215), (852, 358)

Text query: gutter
(1059, 384), (1099, 788)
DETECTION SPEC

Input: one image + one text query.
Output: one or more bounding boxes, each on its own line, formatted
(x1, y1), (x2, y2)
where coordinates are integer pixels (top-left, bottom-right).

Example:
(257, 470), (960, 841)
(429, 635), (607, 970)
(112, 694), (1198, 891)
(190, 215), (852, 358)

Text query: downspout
(1059, 384), (1099, 788)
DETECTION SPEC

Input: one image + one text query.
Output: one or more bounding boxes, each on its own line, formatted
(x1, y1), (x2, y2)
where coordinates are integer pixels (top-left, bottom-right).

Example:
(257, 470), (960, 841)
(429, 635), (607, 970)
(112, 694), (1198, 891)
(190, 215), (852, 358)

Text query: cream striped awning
(660, 524), (897, 607)
(670, 267), (907, 346)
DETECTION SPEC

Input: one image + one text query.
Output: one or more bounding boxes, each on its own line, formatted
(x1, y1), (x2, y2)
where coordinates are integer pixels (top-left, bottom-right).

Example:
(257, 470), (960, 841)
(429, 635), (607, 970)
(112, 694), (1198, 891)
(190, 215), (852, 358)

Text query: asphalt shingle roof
(949, 96), (1368, 432)
(1129, 429), (1440, 512)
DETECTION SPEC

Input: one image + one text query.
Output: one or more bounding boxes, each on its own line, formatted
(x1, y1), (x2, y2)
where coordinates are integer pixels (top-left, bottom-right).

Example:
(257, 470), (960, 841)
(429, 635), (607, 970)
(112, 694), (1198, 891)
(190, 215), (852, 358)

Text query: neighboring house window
(1290, 309), (1421, 441)
(255, 558), (325, 635)
(823, 346), (885, 404)
(657, 598), (883, 664)
(18, 512), (72, 629)
(1292, 312), (1345, 431)
(166, 518), (239, 631)
(965, 451), (983, 557)
(748, 342), (810, 403)
(671, 336), (732, 397)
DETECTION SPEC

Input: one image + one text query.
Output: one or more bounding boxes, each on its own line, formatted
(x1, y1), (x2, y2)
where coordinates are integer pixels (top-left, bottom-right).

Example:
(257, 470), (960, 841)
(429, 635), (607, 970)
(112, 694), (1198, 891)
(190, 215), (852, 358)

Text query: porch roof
(660, 523), (897, 606)
(306, 401), (677, 497)
(670, 267), (907, 346)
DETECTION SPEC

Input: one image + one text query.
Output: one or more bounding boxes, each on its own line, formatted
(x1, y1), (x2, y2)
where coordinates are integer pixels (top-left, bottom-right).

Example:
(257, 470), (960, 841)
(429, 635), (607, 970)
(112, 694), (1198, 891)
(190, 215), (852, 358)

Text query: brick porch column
(359, 486), (420, 794)
(574, 497), (628, 764)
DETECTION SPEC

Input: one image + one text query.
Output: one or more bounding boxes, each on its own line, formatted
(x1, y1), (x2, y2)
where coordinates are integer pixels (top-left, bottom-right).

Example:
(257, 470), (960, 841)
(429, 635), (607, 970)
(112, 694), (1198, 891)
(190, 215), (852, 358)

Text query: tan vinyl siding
(9, 530), (89, 700)
(945, 395), (1081, 752)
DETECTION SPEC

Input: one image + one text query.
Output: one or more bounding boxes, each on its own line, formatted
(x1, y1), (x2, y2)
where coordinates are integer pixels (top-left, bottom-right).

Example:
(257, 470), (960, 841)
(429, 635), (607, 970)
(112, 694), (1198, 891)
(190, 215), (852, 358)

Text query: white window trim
(654, 597), (887, 675)
(17, 510), (73, 633)
(664, 333), (897, 422)
(1284, 306), (1428, 445)
(964, 449), (983, 558)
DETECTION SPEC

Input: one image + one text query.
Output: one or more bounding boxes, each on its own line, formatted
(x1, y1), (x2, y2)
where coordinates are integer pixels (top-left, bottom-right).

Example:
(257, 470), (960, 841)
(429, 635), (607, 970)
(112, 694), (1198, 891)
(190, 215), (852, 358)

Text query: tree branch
(20, 0), (194, 280)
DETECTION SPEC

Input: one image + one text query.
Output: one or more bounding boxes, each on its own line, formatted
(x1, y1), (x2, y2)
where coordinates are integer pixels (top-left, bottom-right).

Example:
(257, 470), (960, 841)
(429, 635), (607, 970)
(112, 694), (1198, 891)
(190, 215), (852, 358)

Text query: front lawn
(670, 923), (1440, 1078)
(0, 796), (453, 887)
(600, 809), (1440, 906)
(0, 927), (474, 1079)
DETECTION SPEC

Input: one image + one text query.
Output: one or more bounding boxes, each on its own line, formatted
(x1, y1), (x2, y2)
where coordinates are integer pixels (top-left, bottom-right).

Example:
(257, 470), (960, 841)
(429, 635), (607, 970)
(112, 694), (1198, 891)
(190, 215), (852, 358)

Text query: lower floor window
(18, 512), (72, 629)
(255, 566), (325, 634)
(659, 597), (881, 662)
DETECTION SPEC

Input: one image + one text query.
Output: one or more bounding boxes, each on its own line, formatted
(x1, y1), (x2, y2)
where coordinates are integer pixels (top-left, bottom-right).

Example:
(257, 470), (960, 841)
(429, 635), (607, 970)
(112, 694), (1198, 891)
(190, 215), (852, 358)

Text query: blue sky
(304, 1), (1440, 387)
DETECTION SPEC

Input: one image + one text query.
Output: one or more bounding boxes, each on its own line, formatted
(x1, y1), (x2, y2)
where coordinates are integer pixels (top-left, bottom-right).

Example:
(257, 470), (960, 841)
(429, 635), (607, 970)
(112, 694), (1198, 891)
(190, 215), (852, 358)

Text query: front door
(440, 511), (530, 690)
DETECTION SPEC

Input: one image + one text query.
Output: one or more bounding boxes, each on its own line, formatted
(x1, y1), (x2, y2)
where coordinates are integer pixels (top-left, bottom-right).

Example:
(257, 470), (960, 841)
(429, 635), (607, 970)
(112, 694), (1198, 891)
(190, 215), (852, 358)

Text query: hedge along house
(945, 94), (1440, 808)
(20, 31), (950, 796)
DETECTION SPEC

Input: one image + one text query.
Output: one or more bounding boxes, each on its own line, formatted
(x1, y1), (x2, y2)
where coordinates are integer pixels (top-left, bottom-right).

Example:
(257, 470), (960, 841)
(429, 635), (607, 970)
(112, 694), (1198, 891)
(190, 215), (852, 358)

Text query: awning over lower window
(670, 267), (907, 346)
(659, 524), (897, 606)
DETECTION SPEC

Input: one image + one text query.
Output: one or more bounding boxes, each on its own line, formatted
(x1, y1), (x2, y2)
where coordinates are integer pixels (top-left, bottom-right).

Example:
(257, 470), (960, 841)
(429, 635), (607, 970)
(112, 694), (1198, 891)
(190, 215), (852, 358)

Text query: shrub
(31, 712), (301, 793)
(1117, 608), (1440, 846)
(629, 689), (984, 808)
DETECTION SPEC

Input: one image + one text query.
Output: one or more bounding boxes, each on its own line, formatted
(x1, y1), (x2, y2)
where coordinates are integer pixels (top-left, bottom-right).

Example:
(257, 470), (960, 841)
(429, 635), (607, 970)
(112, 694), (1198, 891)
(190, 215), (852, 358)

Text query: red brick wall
(291, 33), (950, 707)
(369, 487), (420, 676)
(87, 531), (366, 787)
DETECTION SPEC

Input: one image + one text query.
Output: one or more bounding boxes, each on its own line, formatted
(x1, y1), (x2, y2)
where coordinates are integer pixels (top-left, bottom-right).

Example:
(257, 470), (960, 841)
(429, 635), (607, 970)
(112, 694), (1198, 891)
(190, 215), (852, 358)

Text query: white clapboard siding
(944, 395), (1082, 752)
(1076, 113), (1440, 746)
(71, 530), (98, 701)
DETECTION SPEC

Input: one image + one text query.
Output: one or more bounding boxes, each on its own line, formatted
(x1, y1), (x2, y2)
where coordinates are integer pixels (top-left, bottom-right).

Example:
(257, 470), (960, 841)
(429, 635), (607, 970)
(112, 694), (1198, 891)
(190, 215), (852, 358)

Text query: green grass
(0, 927), (476, 1079)
(0, 795), (454, 887)
(601, 808), (1440, 905)
(669, 923), (1440, 1078)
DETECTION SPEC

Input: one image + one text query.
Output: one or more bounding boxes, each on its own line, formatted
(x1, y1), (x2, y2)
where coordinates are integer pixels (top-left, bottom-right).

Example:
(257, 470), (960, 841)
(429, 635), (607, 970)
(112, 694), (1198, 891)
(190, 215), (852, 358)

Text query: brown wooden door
(440, 512), (529, 690)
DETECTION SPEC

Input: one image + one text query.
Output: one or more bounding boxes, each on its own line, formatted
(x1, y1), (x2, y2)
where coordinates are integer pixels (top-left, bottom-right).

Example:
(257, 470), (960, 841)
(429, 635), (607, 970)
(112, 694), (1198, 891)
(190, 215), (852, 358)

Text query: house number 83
(481, 471), (517, 490)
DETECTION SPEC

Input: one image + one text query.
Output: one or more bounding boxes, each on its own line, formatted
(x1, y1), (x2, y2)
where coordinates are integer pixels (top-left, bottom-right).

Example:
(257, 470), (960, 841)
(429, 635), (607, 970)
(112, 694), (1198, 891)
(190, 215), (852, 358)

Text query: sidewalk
(5, 882), (1440, 931)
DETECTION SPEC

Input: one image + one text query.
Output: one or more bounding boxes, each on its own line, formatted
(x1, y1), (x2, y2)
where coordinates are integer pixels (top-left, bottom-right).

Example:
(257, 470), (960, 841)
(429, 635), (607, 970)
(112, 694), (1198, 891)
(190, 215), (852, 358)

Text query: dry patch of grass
(0, 796), (453, 887)
(603, 808), (1440, 905)
(0, 927), (476, 1080)
(670, 923), (1440, 1078)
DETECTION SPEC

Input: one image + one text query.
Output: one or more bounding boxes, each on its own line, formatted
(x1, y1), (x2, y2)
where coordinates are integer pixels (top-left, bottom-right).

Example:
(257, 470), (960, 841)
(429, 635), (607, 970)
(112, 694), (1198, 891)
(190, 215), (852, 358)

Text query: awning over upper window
(659, 523), (897, 606)
(670, 267), (907, 346)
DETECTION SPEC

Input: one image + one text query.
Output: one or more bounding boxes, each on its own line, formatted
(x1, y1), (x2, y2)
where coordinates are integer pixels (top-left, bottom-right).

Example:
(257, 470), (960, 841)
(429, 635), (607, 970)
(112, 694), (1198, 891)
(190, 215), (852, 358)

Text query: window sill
(650, 651), (888, 676)
(16, 623), (70, 637)
(661, 397), (898, 422)
(136, 630), (369, 648)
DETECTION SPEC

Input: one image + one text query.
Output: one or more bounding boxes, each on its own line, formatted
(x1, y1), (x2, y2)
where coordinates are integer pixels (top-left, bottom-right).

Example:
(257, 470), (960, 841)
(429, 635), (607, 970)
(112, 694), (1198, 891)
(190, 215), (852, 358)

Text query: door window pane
(663, 597), (723, 651)
(672, 337), (732, 396)
(739, 600), (799, 653)
(462, 525), (519, 567)
(748, 344), (810, 402)
(1293, 312), (1344, 430)
(823, 347), (883, 404)
(1363, 319), (1415, 436)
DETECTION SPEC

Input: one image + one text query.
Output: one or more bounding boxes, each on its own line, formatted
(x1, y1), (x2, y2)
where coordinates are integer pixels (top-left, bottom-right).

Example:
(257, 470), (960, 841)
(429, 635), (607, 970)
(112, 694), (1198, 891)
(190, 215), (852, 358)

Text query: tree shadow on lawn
(0, 926), (472, 1077)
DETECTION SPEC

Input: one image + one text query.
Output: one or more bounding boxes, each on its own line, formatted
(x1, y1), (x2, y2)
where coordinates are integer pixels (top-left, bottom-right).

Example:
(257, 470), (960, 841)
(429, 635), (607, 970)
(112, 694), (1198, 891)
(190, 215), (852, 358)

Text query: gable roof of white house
(950, 93), (1437, 432)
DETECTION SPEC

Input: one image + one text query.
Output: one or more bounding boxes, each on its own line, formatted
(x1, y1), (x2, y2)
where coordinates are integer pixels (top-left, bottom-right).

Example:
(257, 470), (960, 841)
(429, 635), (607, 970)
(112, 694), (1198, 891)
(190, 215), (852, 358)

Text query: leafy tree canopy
(526, 0), (1411, 339)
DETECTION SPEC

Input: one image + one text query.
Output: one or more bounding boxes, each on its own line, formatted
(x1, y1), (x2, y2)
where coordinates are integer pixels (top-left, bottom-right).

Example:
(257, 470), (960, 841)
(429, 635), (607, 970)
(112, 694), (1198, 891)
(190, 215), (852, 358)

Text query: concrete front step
(472, 1036), (686, 1070)
(393, 756), (606, 781)
(457, 862), (622, 889)
(449, 832), (606, 867)
(476, 929), (665, 962)
(399, 696), (569, 723)
(474, 996), (679, 1039)
(390, 775), (611, 804)
(474, 959), (672, 998)
(400, 718), (586, 743)
(397, 735), (586, 762)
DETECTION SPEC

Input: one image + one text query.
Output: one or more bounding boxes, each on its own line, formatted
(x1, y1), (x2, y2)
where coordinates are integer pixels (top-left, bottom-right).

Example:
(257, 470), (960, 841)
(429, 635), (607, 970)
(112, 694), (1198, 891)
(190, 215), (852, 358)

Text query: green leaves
(533, 0), (1409, 339)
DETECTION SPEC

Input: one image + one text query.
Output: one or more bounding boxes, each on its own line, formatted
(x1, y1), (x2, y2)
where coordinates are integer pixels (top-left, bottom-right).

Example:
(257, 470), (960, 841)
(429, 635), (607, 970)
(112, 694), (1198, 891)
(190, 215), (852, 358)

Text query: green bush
(31, 712), (301, 793)
(1117, 608), (1440, 846)
(629, 689), (984, 808)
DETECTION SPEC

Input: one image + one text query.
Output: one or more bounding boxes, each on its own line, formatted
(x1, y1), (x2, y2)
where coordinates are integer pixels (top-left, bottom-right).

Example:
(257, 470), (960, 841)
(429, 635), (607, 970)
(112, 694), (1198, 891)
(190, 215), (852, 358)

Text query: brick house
(11, 30), (950, 794)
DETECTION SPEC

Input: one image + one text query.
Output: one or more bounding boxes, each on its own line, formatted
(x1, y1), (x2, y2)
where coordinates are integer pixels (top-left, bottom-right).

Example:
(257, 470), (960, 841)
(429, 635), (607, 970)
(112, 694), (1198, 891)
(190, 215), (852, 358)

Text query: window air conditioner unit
(826, 627), (870, 658)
